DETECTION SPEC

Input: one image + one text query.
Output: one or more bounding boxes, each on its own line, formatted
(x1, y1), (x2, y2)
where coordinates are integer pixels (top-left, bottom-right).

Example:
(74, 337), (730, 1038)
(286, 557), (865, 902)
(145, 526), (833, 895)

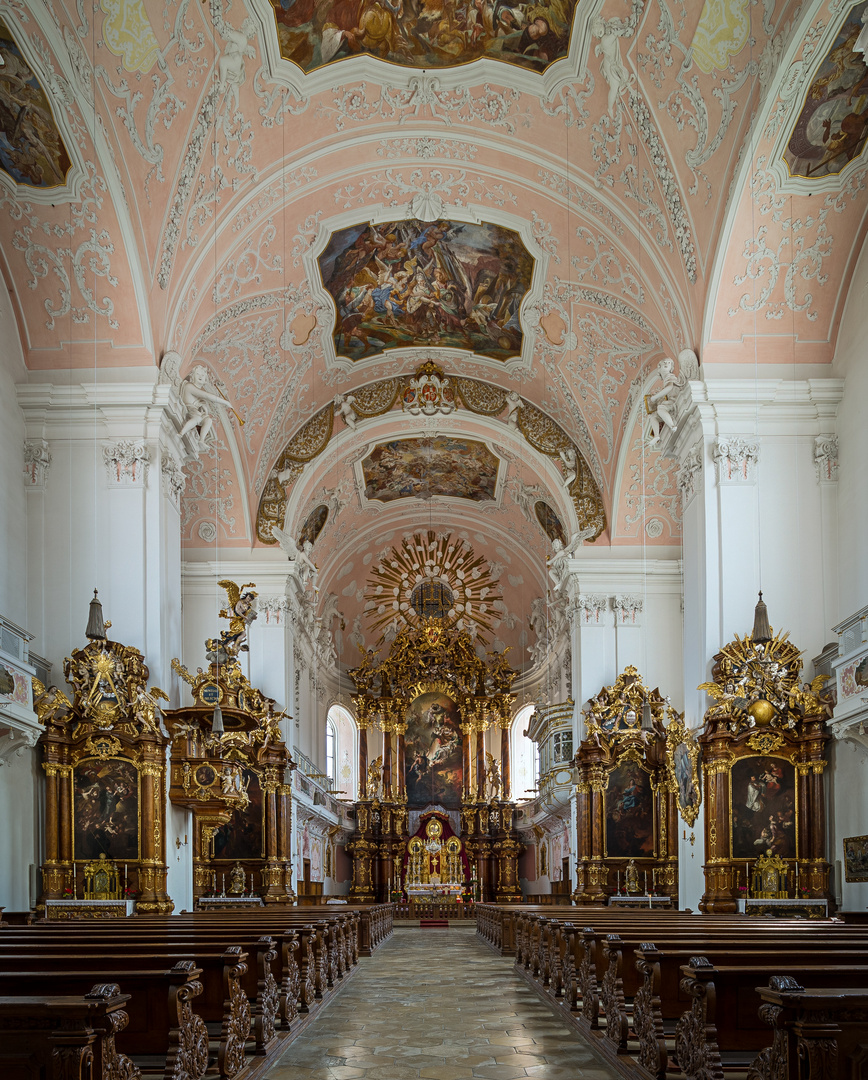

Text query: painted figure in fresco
(320, 219), (531, 362)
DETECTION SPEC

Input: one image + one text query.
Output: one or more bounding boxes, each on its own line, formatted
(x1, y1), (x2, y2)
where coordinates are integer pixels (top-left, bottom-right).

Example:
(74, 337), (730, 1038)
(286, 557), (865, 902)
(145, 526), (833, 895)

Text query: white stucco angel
(547, 525), (597, 591)
(217, 17), (257, 115)
(645, 350), (698, 446)
(334, 393), (358, 430)
(559, 445), (578, 488)
(504, 390), (522, 427)
(272, 525), (318, 587)
(179, 365), (241, 443)
(591, 14), (633, 118)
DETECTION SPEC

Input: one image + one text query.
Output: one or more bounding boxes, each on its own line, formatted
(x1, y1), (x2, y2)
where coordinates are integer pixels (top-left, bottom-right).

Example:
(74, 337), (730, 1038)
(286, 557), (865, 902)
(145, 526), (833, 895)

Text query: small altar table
(608, 895), (674, 908)
(737, 898), (829, 919)
(45, 899), (134, 920)
(197, 896), (264, 910)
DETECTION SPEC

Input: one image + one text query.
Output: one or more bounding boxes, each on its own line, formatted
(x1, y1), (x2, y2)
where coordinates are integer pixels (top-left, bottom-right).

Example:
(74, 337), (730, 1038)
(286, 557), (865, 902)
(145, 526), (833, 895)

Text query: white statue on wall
(504, 390), (522, 427)
(334, 393), (358, 430)
(179, 365), (237, 444)
(272, 525), (318, 587)
(217, 17), (257, 115)
(559, 446), (578, 488)
(592, 14), (633, 118)
(645, 349), (699, 446)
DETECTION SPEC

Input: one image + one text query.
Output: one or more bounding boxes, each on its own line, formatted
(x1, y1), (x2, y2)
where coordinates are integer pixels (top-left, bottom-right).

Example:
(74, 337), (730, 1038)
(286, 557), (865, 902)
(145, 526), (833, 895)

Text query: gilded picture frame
(665, 716), (702, 827)
(843, 834), (868, 882)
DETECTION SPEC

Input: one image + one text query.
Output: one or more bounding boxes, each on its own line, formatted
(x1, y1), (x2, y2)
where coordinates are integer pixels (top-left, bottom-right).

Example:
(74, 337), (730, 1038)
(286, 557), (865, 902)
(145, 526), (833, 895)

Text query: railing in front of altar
(394, 900), (476, 920)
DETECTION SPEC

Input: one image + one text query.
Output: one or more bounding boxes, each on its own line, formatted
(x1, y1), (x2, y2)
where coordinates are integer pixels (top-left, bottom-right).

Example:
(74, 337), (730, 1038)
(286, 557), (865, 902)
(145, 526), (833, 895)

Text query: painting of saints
(73, 759), (139, 861)
(319, 219), (533, 362)
(362, 436), (499, 503)
(269, 0), (577, 74)
(404, 692), (463, 807)
(730, 756), (796, 860)
(0, 21), (72, 188)
(212, 770), (264, 861)
(604, 762), (653, 858)
(783, 2), (868, 180)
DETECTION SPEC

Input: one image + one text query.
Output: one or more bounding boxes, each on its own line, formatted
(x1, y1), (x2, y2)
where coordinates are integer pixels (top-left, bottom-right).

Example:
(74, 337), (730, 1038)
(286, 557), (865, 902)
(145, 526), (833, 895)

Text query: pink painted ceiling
(5, 0), (868, 644)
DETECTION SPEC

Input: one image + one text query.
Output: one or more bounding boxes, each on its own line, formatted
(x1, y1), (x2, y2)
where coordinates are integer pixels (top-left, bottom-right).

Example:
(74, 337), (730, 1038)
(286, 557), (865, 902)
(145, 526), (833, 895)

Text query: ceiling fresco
(269, 0), (580, 72)
(361, 435), (500, 503)
(2, 0), (866, 665)
(0, 19), (71, 188)
(318, 218), (533, 361)
(783, 2), (868, 180)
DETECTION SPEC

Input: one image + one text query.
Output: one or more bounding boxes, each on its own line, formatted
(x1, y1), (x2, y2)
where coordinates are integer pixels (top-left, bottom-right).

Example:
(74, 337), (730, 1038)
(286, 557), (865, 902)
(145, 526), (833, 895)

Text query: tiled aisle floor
(265, 926), (619, 1080)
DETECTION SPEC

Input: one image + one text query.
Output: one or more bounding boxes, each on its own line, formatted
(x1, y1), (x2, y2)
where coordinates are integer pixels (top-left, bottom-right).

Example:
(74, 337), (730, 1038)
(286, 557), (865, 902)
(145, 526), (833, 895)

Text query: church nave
(266, 927), (618, 1080)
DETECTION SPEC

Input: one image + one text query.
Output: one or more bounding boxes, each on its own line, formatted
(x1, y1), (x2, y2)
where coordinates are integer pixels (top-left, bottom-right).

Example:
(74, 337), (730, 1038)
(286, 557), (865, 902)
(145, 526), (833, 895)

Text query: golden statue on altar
(83, 854), (122, 900)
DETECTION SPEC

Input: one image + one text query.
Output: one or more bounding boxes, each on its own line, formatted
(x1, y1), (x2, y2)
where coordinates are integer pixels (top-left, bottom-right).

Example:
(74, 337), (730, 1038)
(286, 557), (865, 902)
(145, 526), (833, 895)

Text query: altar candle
(644, 870), (648, 895)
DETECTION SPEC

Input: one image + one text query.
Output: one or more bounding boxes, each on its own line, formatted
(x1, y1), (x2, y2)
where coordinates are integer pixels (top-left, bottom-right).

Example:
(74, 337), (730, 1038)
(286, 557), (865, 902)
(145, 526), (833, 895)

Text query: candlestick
(644, 870), (648, 895)
(617, 870), (620, 895)
(221, 873), (225, 897)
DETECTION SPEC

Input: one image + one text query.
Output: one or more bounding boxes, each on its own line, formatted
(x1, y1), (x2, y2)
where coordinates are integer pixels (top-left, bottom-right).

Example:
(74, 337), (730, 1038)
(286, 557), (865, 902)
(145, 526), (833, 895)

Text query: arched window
(326, 704), (359, 801)
(325, 719), (336, 786)
(511, 704), (538, 800)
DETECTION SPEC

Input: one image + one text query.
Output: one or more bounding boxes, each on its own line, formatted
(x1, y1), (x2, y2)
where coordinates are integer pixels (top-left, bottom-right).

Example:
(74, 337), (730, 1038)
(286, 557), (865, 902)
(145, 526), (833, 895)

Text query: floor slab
(264, 927), (620, 1080)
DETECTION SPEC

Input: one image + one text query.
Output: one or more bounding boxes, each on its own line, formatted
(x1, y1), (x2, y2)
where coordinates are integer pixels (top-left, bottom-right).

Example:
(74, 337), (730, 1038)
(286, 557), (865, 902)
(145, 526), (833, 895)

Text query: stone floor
(264, 925), (620, 1080)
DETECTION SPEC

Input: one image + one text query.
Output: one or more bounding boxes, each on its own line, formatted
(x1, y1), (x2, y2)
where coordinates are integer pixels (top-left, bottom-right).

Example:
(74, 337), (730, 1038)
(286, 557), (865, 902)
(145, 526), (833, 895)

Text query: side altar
(346, 532), (523, 903)
(33, 593), (172, 914)
(164, 582), (295, 906)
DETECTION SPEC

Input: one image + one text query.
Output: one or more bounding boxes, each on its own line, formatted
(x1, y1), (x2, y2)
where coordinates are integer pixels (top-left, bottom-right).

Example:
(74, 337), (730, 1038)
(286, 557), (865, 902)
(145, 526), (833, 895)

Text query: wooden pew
(749, 978), (868, 1080)
(0, 983), (139, 1080)
(0, 948), (251, 1079)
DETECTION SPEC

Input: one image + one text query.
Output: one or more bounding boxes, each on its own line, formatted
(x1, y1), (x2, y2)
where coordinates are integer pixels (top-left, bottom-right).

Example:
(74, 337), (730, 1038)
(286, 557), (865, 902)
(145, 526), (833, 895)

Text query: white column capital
(23, 439), (51, 490)
(103, 440), (151, 487)
(712, 436), (760, 485)
(813, 435), (839, 484)
(613, 594), (643, 626)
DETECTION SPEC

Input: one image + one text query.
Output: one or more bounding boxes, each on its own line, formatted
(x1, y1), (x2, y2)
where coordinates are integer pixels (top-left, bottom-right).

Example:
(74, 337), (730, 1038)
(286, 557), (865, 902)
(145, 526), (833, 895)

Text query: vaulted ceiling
(4, 0), (867, 667)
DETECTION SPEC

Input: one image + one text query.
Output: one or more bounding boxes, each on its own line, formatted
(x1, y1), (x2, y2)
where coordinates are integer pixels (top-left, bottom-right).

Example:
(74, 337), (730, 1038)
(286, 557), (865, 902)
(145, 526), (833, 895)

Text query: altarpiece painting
(73, 758), (139, 862)
(405, 691), (463, 808)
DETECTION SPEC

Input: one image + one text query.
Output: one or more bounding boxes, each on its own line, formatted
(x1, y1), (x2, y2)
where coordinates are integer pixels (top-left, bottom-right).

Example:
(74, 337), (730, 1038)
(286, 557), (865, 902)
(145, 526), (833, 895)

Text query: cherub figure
(504, 390), (522, 427)
(559, 446), (578, 488)
(591, 14), (633, 117)
(179, 365), (242, 443)
(645, 358), (680, 445)
(334, 393), (358, 430)
(646, 350), (698, 446)
(217, 17), (257, 115)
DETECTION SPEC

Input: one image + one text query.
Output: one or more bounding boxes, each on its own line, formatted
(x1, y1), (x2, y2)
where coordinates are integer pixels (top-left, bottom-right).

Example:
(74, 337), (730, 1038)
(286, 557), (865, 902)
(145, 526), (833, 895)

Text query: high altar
(346, 532), (523, 903)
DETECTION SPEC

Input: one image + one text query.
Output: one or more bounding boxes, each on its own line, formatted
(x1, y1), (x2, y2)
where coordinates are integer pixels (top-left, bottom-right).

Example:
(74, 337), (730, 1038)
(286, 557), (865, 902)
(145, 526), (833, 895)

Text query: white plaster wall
(0, 289), (27, 625)
(828, 739), (868, 913)
(0, 292), (40, 910)
(0, 751), (40, 910)
(833, 234), (868, 617)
